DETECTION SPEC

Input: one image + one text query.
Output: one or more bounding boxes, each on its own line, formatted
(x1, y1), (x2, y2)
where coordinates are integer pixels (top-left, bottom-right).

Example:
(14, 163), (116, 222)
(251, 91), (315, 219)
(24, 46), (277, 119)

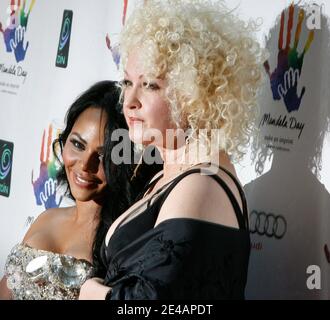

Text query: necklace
(153, 162), (203, 194)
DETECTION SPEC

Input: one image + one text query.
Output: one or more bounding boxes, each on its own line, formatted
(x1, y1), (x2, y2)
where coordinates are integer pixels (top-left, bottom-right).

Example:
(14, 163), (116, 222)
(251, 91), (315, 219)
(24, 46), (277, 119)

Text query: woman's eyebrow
(124, 70), (144, 80)
(70, 132), (87, 144)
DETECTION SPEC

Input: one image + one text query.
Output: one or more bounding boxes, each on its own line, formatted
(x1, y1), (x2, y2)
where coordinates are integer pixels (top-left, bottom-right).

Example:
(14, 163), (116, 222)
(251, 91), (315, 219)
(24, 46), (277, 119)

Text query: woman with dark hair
(0, 80), (150, 300)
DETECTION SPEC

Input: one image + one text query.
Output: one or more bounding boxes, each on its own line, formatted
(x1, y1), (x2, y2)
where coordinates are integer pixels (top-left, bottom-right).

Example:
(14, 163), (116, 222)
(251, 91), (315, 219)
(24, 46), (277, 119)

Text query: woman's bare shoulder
(22, 207), (74, 245)
(156, 168), (242, 229)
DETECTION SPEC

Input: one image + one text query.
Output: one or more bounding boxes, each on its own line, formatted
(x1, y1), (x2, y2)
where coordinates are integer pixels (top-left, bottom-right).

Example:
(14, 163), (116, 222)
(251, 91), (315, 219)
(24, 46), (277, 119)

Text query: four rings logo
(249, 210), (287, 239)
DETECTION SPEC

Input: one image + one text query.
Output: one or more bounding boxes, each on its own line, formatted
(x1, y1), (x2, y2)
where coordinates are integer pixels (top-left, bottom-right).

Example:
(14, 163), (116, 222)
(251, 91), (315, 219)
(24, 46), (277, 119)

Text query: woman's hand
(78, 277), (111, 300)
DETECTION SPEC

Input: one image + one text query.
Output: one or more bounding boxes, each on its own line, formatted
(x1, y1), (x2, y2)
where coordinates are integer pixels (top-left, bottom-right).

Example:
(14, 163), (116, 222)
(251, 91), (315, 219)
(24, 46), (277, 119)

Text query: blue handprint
(278, 68), (306, 113)
(10, 25), (29, 62)
(39, 176), (60, 209)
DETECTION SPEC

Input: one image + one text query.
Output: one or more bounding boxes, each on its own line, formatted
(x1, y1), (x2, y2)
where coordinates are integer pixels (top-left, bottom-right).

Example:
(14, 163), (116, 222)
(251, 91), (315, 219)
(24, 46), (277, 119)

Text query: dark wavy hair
(53, 80), (162, 276)
(52, 81), (130, 276)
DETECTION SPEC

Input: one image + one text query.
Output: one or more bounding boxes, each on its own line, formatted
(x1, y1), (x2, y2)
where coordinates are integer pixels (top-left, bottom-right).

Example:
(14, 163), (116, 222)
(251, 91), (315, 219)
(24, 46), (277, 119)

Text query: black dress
(100, 165), (250, 300)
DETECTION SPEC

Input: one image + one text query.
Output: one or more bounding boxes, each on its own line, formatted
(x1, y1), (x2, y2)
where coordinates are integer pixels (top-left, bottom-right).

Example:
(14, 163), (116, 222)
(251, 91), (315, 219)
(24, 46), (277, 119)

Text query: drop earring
(131, 146), (144, 181)
(179, 136), (191, 172)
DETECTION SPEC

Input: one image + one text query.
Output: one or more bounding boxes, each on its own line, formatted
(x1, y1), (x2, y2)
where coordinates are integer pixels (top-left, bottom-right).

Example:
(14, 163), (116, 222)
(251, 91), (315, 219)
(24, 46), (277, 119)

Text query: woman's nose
(123, 87), (142, 110)
(80, 152), (100, 173)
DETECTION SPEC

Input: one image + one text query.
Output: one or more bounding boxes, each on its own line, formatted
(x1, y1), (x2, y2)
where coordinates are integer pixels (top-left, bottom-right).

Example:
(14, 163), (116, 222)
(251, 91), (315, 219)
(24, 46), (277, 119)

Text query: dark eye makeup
(70, 138), (85, 151)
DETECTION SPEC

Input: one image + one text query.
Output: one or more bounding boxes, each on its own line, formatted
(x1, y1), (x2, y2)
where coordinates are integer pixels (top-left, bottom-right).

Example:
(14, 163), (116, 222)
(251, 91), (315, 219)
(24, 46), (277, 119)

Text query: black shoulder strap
(150, 166), (248, 230)
(134, 171), (164, 201)
(214, 165), (249, 229)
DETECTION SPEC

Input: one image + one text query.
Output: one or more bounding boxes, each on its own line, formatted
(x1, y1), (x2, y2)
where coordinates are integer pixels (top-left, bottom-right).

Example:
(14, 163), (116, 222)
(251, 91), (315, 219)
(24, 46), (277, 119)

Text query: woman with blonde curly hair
(79, 0), (266, 300)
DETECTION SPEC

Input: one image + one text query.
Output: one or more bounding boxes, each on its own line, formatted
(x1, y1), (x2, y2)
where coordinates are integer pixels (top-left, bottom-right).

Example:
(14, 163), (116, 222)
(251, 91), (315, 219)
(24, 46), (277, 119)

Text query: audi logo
(249, 210), (287, 239)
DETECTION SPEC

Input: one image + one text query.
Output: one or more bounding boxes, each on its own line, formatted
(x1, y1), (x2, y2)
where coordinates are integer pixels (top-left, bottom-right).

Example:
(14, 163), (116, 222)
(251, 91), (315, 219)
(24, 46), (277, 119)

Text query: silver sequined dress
(4, 243), (94, 300)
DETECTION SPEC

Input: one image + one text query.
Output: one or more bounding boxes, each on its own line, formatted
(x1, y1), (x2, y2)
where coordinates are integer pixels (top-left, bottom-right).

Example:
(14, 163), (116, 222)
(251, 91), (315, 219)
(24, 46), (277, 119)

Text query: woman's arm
(0, 276), (12, 300)
(0, 209), (58, 300)
(79, 278), (111, 300)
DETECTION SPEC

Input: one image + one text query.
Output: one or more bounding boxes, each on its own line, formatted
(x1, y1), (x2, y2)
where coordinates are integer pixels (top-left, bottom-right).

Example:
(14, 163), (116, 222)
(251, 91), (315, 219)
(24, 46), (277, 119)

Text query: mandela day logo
(258, 4), (315, 153)
(0, 0), (36, 63)
(0, 139), (14, 197)
(31, 124), (63, 210)
(56, 10), (73, 68)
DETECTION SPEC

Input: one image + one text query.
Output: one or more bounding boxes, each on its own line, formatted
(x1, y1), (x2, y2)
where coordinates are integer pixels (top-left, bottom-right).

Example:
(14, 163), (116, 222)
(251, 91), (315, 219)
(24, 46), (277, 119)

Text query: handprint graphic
(264, 4), (314, 113)
(31, 124), (63, 210)
(105, 0), (128, 69)
(106, 33), (120, 69)
(0, 0), (36, 63)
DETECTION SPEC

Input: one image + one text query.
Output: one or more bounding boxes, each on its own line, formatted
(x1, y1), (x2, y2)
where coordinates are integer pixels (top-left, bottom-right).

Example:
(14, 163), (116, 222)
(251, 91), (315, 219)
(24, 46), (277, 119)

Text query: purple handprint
(106, 33), (120, 69)
(0, 7), (18, 53)
(31, 125), (62, 210)
(264, 4), (314, 113)
(105, 0), (128, 69)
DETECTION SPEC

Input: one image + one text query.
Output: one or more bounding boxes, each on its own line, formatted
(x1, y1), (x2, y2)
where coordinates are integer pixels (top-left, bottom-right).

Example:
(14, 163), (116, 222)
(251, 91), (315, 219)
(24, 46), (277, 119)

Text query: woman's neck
(72, 200), (102, 225)
(157, 140), (232, 181)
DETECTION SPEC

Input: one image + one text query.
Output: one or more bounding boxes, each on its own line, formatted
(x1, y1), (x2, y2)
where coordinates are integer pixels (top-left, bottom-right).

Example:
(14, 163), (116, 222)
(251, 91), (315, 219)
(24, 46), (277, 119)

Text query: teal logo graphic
(56, 10), (73, 68)
(0, 139), (14, 197)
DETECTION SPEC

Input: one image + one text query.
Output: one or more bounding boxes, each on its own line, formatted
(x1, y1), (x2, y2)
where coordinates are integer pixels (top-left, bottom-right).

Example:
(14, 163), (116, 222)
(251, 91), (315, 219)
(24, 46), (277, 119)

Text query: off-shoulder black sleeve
(104, 219), (250, 300)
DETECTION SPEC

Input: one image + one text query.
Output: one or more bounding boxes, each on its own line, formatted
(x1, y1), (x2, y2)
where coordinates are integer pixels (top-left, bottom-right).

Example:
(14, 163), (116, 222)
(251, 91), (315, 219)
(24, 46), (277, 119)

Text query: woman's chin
(128, 132), (144, 146)
(71, 189), (103, 203)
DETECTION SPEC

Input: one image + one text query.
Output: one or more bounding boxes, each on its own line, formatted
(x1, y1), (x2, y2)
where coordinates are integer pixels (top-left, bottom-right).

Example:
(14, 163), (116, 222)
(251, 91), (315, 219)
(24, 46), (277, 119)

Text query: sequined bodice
(4, 243), (94, 300)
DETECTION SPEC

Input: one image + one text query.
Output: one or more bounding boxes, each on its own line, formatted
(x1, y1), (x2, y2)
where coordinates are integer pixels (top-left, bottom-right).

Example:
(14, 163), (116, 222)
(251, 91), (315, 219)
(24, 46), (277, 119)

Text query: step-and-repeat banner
(0, 0), (329, 299)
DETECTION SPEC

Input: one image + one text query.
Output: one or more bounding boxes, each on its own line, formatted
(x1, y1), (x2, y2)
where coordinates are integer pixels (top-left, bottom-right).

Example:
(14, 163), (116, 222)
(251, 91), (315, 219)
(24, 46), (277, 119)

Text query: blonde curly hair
(119, 0), (267, 160)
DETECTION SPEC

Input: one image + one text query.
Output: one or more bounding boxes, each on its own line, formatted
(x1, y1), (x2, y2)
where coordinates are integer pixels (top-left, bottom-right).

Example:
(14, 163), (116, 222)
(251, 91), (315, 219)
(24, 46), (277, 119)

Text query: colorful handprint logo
(264, 4), (314, 113)
(0, 0), (36, 63)
(31, 124), (63, 210)
(106, 0), (128, 69)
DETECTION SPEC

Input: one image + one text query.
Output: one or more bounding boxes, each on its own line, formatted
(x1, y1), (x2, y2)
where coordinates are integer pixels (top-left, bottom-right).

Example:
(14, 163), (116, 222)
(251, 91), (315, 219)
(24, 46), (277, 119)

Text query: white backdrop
(0, 0), (329, 299)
